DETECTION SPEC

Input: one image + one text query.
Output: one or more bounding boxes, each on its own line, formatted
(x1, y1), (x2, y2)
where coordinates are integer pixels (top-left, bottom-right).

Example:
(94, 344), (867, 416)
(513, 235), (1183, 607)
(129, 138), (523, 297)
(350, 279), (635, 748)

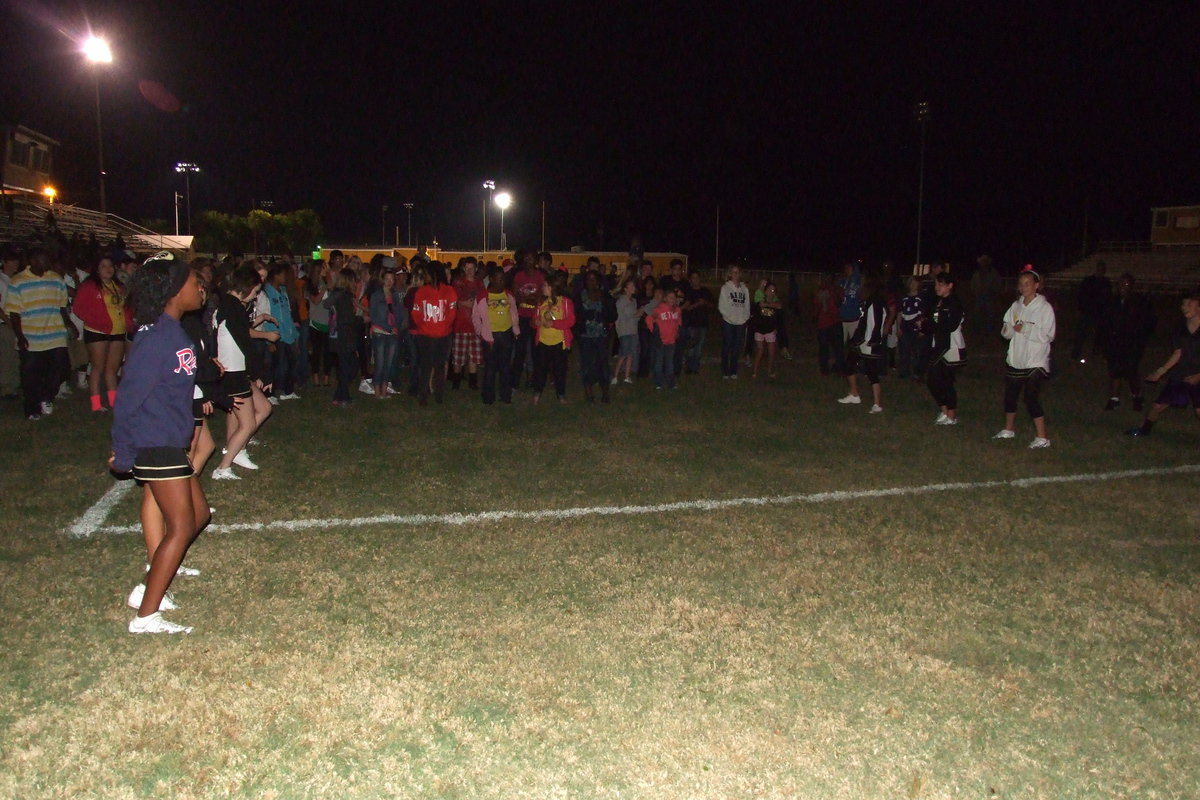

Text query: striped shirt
(6, 268), (69, 351)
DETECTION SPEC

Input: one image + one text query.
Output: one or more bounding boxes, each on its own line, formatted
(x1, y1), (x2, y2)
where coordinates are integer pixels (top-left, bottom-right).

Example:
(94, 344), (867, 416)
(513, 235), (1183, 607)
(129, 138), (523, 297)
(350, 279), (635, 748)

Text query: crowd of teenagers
(2, 243), (1199, 633)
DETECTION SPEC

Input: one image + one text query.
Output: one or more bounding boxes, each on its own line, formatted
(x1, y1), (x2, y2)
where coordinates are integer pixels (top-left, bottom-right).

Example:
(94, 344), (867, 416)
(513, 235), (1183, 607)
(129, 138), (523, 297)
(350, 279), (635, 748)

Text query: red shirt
(452, 277), (484, 334)
(410, 284), (458, 338)
(647, 304), (683, 345)
(511, 269), (546, 318)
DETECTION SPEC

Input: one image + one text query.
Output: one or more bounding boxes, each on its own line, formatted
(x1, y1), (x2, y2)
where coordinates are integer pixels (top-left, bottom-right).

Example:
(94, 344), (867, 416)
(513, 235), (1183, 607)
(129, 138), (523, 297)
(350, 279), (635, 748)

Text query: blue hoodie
(838, 264), (862, 322)
(110, 314), (196, 472)
(261, 282), (297, 344)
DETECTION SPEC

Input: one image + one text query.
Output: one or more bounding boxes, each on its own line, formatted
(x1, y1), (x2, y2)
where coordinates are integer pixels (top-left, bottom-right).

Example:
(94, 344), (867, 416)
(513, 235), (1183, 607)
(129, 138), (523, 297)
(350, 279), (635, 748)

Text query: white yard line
(75, 463), (1200, 538)
(67, 481), (134, 538)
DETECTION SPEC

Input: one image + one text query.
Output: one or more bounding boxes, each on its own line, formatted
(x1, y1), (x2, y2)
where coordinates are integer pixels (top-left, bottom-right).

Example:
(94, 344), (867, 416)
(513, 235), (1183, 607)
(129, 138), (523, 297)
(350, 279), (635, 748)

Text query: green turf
(0, 322), (1197, 798)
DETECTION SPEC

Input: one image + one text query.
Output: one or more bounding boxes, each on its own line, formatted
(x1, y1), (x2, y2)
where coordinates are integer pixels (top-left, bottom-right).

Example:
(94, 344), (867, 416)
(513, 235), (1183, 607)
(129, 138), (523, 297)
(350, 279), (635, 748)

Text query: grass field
(1, 321), (1198, 799)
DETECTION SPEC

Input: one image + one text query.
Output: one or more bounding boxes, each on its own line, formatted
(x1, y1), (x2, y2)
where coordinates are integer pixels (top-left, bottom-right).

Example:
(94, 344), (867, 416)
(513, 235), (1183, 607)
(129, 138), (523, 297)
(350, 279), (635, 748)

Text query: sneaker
(232, 449), (258, 470)
(623, 377), (634, 384)
(869, 404), (883, 414)
(127, 583), (179, 611)
(935, 415), (957, 426)
(1125, 427), (1150, 437)
(246, 437), (262, 447)
(358, 378), (374, 395)
(1028, 437), (1051, 449)
(268, 395), (281, 406)
(76, 372), (89, 390)
(386, 383), (398, 395)
(56, 385), (71, 399)
(729, 374), (738, 380)
(934, 412), (949, 424)
(279, 392), (301, 401)
(40, 401), (54, 416)
(610, 377), (619, 385)
(26, 413), (42, 421)
(128, 611), (192, 635)
(1104, 397), (1119, 411)
(837, 394), (862, 404)
(992, 429), (1016, 439)
(211, 467), (239, 480)
(145, 563), (200, 577)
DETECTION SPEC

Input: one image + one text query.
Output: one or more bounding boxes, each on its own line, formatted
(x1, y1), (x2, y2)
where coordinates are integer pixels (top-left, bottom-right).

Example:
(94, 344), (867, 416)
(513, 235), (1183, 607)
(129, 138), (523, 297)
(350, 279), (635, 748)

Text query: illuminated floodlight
(43, 186), (57, 203)
(83, 36), (113, 64)
(494, 191), (512, 210)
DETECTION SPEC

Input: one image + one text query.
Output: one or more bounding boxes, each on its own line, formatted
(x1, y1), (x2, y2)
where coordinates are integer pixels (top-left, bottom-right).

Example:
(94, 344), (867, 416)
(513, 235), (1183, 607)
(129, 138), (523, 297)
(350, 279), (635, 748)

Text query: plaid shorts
(451, 332), (484, 367)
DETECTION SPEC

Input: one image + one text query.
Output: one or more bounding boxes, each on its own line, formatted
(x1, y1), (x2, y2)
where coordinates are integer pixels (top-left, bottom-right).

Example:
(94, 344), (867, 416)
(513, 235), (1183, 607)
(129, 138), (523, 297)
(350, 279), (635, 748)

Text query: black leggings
(1004, 368), (1046, 418)
(926, 358), (961, 410)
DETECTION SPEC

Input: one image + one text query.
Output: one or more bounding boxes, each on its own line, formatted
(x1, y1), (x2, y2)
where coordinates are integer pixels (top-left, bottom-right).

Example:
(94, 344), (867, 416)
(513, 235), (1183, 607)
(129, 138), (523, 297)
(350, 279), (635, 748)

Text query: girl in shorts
(750, 280), (782, 379)
(212, 265), (277, 479)
(110, 254), (210, 634)
(71, 255), (129, 412)
(613, 278), (642, 384)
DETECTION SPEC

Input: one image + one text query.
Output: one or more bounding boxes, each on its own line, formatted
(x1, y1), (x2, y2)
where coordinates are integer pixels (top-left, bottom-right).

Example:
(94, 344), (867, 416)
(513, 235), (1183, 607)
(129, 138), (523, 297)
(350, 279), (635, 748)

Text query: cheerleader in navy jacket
(110, 256), (210, 634)
(838, 277), (887, 413)
(927, 271), (966, 425)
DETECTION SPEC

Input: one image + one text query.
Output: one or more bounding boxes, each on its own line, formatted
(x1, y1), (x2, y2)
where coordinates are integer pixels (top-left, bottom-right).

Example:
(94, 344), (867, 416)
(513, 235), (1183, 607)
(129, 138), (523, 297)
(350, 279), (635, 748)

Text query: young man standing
(718, 265), (750, 379)
(450, 257), (485, 389)
(680, 270), (713, 375)
(6, 248), (75, 420)
(509, 250), (545, 388)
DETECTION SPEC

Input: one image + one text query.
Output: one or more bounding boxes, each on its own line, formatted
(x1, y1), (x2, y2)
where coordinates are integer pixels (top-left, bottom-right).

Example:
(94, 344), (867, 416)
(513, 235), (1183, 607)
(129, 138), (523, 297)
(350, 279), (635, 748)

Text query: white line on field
(66, 480), (134, 538)
(73, 463), (1200, 538)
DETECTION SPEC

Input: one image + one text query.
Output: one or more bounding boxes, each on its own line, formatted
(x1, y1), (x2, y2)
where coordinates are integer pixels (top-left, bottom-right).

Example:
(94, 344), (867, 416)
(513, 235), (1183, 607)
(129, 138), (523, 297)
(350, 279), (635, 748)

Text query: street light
(914, 101), (930, 272)
(175, 162), (199, 235)
(494, 191), (512, 251)
(482, 180), (495, 250)
(83, 36), (112, 213)
(43, 186), (57, 204)
(403, 202), (414, 247)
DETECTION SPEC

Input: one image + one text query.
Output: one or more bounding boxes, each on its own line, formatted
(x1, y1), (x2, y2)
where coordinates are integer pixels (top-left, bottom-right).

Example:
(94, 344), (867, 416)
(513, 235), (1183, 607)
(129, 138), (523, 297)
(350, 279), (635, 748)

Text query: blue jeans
(273, 337), (298, 395)
(682, 326), (706, 373)
(371, 332), (398, 388)
(653, 341), (677, 388)
(720, 322), (746, 377)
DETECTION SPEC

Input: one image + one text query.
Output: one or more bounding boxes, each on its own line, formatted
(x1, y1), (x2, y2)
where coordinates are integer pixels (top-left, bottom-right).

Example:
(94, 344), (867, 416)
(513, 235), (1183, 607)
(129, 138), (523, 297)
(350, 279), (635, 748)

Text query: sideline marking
(76, 464), (1200, 538)
(67, 481), (134, 538)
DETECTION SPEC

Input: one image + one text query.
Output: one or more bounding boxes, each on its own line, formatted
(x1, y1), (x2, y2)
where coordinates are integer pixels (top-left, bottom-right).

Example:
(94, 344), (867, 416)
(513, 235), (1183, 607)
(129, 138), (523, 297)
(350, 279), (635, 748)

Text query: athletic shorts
(754, 330), (777, 343)
(132, 446), (193, 483)
(1156, 380), (1200, 409)
(83, 329), (125, 344)
(618, 334), (639, 358)
(192, 398), (210, 427)
(223, 370), (251, 399)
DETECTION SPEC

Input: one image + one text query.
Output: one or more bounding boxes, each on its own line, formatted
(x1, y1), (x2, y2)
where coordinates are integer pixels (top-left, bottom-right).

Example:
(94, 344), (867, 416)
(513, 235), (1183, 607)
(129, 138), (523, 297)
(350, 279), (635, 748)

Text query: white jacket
(718, 281), (751, 325)
(1001, 293), (1056, 370)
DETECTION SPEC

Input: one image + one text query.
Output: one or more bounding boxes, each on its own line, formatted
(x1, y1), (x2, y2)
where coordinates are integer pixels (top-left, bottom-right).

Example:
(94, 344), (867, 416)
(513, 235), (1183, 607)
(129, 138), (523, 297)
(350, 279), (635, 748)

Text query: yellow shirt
(537, 299), (565, 347)
(486, 291), (512, 333)
(102, 280), (126, 335)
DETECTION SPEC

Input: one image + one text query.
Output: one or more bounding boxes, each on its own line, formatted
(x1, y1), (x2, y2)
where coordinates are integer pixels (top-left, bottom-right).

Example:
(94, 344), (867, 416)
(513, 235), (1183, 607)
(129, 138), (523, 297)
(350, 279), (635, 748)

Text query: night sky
(2, 1), (1197, 271)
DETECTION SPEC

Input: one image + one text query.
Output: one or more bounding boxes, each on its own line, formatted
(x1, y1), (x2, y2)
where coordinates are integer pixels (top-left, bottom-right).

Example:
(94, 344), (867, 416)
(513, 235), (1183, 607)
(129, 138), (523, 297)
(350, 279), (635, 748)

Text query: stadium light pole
(381, 204), (388, 246)
(174, 162), (199, 235)
(482, 180), (495, 251)
(83, 36), (112, 214)
(494, 191), (512, 251)
(403, 203), (414, 247)
(914, 101), (930, 272)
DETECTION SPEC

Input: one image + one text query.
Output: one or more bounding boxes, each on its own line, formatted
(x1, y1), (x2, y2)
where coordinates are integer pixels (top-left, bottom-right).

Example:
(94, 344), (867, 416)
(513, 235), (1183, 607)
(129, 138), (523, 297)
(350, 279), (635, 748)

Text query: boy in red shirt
(450, 258), (484, 389)
(646, 289), (683, 389)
